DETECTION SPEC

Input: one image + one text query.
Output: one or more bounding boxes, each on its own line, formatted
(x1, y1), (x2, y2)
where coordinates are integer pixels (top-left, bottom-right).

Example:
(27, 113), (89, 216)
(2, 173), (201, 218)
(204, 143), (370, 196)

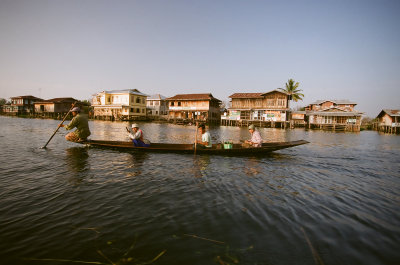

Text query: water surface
(0, 116), (399, 265)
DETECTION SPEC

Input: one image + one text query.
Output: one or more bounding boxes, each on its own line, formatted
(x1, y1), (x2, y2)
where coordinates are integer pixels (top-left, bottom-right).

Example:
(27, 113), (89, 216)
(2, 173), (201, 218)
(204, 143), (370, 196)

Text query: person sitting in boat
(197, 124), (212, 148)
(59, 107), (91, 142)
(244, 124), (263, 147)
(128, 124), (150, 147)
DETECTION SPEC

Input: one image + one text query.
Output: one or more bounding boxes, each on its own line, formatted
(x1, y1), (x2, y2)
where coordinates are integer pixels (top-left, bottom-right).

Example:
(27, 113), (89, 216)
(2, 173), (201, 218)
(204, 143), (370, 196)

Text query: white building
(92, 89), (148, 120)
(146, 94), (168, 116)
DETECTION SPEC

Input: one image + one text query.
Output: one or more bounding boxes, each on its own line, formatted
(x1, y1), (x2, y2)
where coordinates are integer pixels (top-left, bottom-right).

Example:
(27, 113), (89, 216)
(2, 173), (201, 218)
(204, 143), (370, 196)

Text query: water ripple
(1, 117), (400, 264)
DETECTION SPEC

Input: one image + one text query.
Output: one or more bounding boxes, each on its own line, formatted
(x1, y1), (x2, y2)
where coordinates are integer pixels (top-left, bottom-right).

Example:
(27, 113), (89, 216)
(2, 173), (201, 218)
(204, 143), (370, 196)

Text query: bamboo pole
(41, 102), (77, 149)
(194, 122), (198, 154)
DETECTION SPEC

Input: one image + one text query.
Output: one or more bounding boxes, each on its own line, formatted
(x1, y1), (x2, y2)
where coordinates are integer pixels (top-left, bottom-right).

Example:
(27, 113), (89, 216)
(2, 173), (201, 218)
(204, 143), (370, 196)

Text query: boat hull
(80, 140), (309, 155)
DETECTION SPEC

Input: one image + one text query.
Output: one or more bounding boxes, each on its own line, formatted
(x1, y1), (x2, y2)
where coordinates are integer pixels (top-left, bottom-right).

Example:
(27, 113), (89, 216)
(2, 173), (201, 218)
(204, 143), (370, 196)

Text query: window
(171, 102), (174, 106)
(337, 116), (346, 124)
(131, 108), (134, 112)
(136, 108), (140, 113)
(156, 111), (158, 114)
(241, 100), (249, 107)
(142, 109), (145, 113)
(323, 116), (332, 124)
(232, 100), (239, 108)
(240, 111), (250, 120)
(266, 99), (275, 106)
(277, 99), (285, 106)
(178, 102), (181, 106)
(253, 110), (264, 120)
(136, 97), (140, 103)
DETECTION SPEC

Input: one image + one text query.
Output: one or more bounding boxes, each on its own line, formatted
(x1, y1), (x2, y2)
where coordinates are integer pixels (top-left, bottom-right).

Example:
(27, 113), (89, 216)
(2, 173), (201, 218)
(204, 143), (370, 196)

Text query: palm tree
(278, 79), (304, 108)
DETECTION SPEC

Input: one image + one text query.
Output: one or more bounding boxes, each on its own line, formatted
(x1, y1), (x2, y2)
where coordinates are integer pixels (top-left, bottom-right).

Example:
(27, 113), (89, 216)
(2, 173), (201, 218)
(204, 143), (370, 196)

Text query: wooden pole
(41, 102), (77, 149)
(194, 122), (198, 154)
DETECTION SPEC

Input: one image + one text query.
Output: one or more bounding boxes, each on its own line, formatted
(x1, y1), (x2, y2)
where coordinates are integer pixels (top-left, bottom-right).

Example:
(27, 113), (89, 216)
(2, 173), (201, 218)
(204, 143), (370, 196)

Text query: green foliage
(278, 79), (304, 102)
(0, 98), (7, 105)
(361, 116), (374, 125)
(81, 100), (92, 106)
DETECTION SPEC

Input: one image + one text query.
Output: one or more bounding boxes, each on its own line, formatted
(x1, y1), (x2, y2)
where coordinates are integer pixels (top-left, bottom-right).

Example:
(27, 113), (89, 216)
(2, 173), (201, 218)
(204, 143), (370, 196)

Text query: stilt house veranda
(2, 95), (43, 115)
(375, 109), (400, 134)
(34, 97), (83, 118)
(166, 93), (221, 124)
(304, 100), (363, 132)
(224, 90), (290, 125)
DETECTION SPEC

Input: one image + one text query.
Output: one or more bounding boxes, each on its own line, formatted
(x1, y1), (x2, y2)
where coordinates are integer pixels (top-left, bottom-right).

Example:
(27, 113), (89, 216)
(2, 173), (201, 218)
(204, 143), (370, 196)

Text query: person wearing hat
(244, 124), (263, 147)
(59, 106), (91, 142)
(128, 123), (149, 147)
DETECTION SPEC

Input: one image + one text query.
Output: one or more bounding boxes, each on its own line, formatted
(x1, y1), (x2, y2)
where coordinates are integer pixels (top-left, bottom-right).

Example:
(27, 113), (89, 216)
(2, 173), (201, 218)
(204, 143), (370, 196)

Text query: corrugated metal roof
(261, 89), (289, 96)
(307, 111), (363, 116)
(229, 93), (264, 99)
(92, 105), (131, 108)
(102, 89), (148, 96)
(166, 93), (221, 101)
(309, 99), (357, 105)
(11, 95), (43, 100)
(35, 97), (77, 104)
(229, 90), (287, 98)
(382, 109), (400, 117)
(228, 108), (289, 111)
(147, 94), (167, 100)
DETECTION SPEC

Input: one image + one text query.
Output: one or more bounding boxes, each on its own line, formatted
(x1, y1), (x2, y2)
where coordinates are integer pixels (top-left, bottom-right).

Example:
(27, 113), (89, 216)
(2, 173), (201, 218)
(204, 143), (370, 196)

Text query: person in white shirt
(245, 124), (263, 147)
(128, 123), (149, 147)
(197, 124), (212, 148)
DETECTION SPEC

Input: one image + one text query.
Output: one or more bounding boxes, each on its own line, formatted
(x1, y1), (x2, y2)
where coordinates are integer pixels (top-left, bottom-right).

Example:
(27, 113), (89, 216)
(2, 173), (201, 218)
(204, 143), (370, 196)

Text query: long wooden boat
(81, 139), (309, 155)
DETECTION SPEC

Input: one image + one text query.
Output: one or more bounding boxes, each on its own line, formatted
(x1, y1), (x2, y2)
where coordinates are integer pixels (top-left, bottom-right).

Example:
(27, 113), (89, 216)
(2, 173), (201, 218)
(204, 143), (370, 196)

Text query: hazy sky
(1, 0), (399, 117)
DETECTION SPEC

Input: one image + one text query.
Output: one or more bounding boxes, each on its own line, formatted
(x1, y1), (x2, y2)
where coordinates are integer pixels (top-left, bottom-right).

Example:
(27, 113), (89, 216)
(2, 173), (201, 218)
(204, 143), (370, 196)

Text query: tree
(278, 79), (304, 108)
(0, 98), (7, 105)
(81, 99), (91, 106)
(220, 100), (231, 110)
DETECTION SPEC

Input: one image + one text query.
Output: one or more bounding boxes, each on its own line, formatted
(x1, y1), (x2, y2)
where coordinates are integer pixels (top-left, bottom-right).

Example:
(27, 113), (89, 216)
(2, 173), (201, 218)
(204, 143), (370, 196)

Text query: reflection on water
(65, 147), (89, 185)
(125, 152), (149, 179)
(243, 157), (263, 177)
(192, 155), (211, 178)
(66, 147), (89, 172)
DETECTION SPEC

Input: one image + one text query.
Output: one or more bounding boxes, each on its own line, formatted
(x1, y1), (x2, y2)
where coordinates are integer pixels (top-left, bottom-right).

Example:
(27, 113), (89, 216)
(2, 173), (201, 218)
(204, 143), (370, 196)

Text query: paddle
(41, 102), (77, 149)
(194, 122), (198, 154)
